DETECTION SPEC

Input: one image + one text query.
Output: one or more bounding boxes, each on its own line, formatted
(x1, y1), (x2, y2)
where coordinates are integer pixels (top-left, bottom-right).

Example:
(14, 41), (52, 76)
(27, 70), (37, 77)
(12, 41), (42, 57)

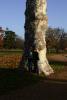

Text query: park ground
(0, 69), (67, 100)
(0, 50), (67, 100)
(0, 50), (67, 80)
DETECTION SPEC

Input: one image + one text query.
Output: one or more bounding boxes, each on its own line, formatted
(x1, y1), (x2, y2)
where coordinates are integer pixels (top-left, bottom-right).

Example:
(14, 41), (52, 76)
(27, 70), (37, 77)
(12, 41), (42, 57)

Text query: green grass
(0, 49), (23, 56)
(0, 50), (66, 97)
(50, 62), (65, 70)
(0, 61), (66, 96)
(0, 52), (22, 56)
(0, 50), (66, 70)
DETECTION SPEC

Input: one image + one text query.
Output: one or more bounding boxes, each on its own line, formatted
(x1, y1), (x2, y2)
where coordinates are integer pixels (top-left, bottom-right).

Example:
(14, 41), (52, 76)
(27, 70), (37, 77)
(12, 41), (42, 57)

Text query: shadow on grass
(0, 68), (67, 100)
(0, 68), (43, 96)
(49, 61), (67, 66)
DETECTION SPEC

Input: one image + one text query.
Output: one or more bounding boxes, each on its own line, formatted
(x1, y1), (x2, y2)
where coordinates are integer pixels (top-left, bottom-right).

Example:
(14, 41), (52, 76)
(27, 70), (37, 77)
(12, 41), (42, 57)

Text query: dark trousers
(28, 59), (32, 72)
(33, 60), (38, 74)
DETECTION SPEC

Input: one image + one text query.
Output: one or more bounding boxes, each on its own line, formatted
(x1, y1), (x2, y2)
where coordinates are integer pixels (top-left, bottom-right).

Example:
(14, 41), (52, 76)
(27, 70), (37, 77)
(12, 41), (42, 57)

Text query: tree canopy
(46, 27), (67, 53)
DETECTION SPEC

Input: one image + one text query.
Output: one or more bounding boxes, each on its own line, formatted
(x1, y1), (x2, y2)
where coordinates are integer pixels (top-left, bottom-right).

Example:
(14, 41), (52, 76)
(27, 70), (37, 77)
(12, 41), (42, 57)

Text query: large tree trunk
(24, 0), (54, 76)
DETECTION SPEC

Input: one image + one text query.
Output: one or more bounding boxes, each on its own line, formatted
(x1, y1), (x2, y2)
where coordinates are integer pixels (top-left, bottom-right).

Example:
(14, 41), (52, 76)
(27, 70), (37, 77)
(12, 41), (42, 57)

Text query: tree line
(0, 27), (67, 53)
(46, 27), (67, 53)
(0, 28), (24, 49)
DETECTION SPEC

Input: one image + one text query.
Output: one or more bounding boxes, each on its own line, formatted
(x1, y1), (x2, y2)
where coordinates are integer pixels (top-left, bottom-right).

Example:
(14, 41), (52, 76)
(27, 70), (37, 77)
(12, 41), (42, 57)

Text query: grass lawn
(0, 50), (67, 99)
(0, 49), (23, 56)
(0, 50), (67, 80)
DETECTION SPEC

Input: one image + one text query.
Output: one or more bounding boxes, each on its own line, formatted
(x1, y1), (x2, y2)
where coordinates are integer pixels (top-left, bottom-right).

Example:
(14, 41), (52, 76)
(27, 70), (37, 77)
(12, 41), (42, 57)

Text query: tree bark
(24, 0), (54, 76)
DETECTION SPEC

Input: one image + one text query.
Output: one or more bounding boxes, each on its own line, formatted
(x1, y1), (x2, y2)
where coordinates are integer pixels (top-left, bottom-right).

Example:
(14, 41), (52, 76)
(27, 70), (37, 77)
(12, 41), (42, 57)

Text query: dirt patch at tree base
(48, 67), (67, 81)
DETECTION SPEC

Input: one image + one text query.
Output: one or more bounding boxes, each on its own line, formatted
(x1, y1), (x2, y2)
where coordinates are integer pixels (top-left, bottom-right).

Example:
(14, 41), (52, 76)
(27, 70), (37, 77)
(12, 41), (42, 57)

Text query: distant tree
(59, 30), (67, 51)
(15, 35), (24, 49)
(0, 27), (4, 49)
(0, 34), (4, 49)
(4, 30), (16, 49)
(46, 27), (67, 53)
(46, 27), (61, 53)
(6, 27), (9, 31)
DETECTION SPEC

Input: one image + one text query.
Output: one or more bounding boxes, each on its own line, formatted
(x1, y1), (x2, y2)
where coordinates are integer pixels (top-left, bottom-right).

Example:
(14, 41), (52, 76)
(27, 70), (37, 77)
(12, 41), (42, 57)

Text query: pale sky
(0, 0), (67, 38)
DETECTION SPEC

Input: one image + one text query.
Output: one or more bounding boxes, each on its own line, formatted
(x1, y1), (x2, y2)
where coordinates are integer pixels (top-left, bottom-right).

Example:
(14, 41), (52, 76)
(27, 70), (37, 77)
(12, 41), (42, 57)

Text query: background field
(0, 50), (67, 80)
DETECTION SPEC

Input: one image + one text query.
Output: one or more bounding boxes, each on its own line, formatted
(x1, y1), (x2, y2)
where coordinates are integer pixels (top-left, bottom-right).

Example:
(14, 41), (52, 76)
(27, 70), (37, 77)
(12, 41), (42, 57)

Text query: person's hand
(36, 49), (39, 53)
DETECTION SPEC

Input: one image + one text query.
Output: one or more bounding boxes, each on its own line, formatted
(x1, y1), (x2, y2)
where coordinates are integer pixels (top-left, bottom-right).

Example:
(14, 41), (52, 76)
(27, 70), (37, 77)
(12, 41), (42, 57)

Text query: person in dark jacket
(28, 48), (33, 72)
(32, 49), (39, 73)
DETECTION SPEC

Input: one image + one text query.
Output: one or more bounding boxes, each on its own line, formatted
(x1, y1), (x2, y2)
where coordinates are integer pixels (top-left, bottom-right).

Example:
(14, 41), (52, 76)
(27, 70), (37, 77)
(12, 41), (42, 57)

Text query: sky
(0, 0), (67, 38)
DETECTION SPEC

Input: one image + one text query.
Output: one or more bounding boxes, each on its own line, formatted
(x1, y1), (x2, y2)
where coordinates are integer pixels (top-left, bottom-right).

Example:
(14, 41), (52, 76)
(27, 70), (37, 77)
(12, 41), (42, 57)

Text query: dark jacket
(33, 51), (39, 61)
